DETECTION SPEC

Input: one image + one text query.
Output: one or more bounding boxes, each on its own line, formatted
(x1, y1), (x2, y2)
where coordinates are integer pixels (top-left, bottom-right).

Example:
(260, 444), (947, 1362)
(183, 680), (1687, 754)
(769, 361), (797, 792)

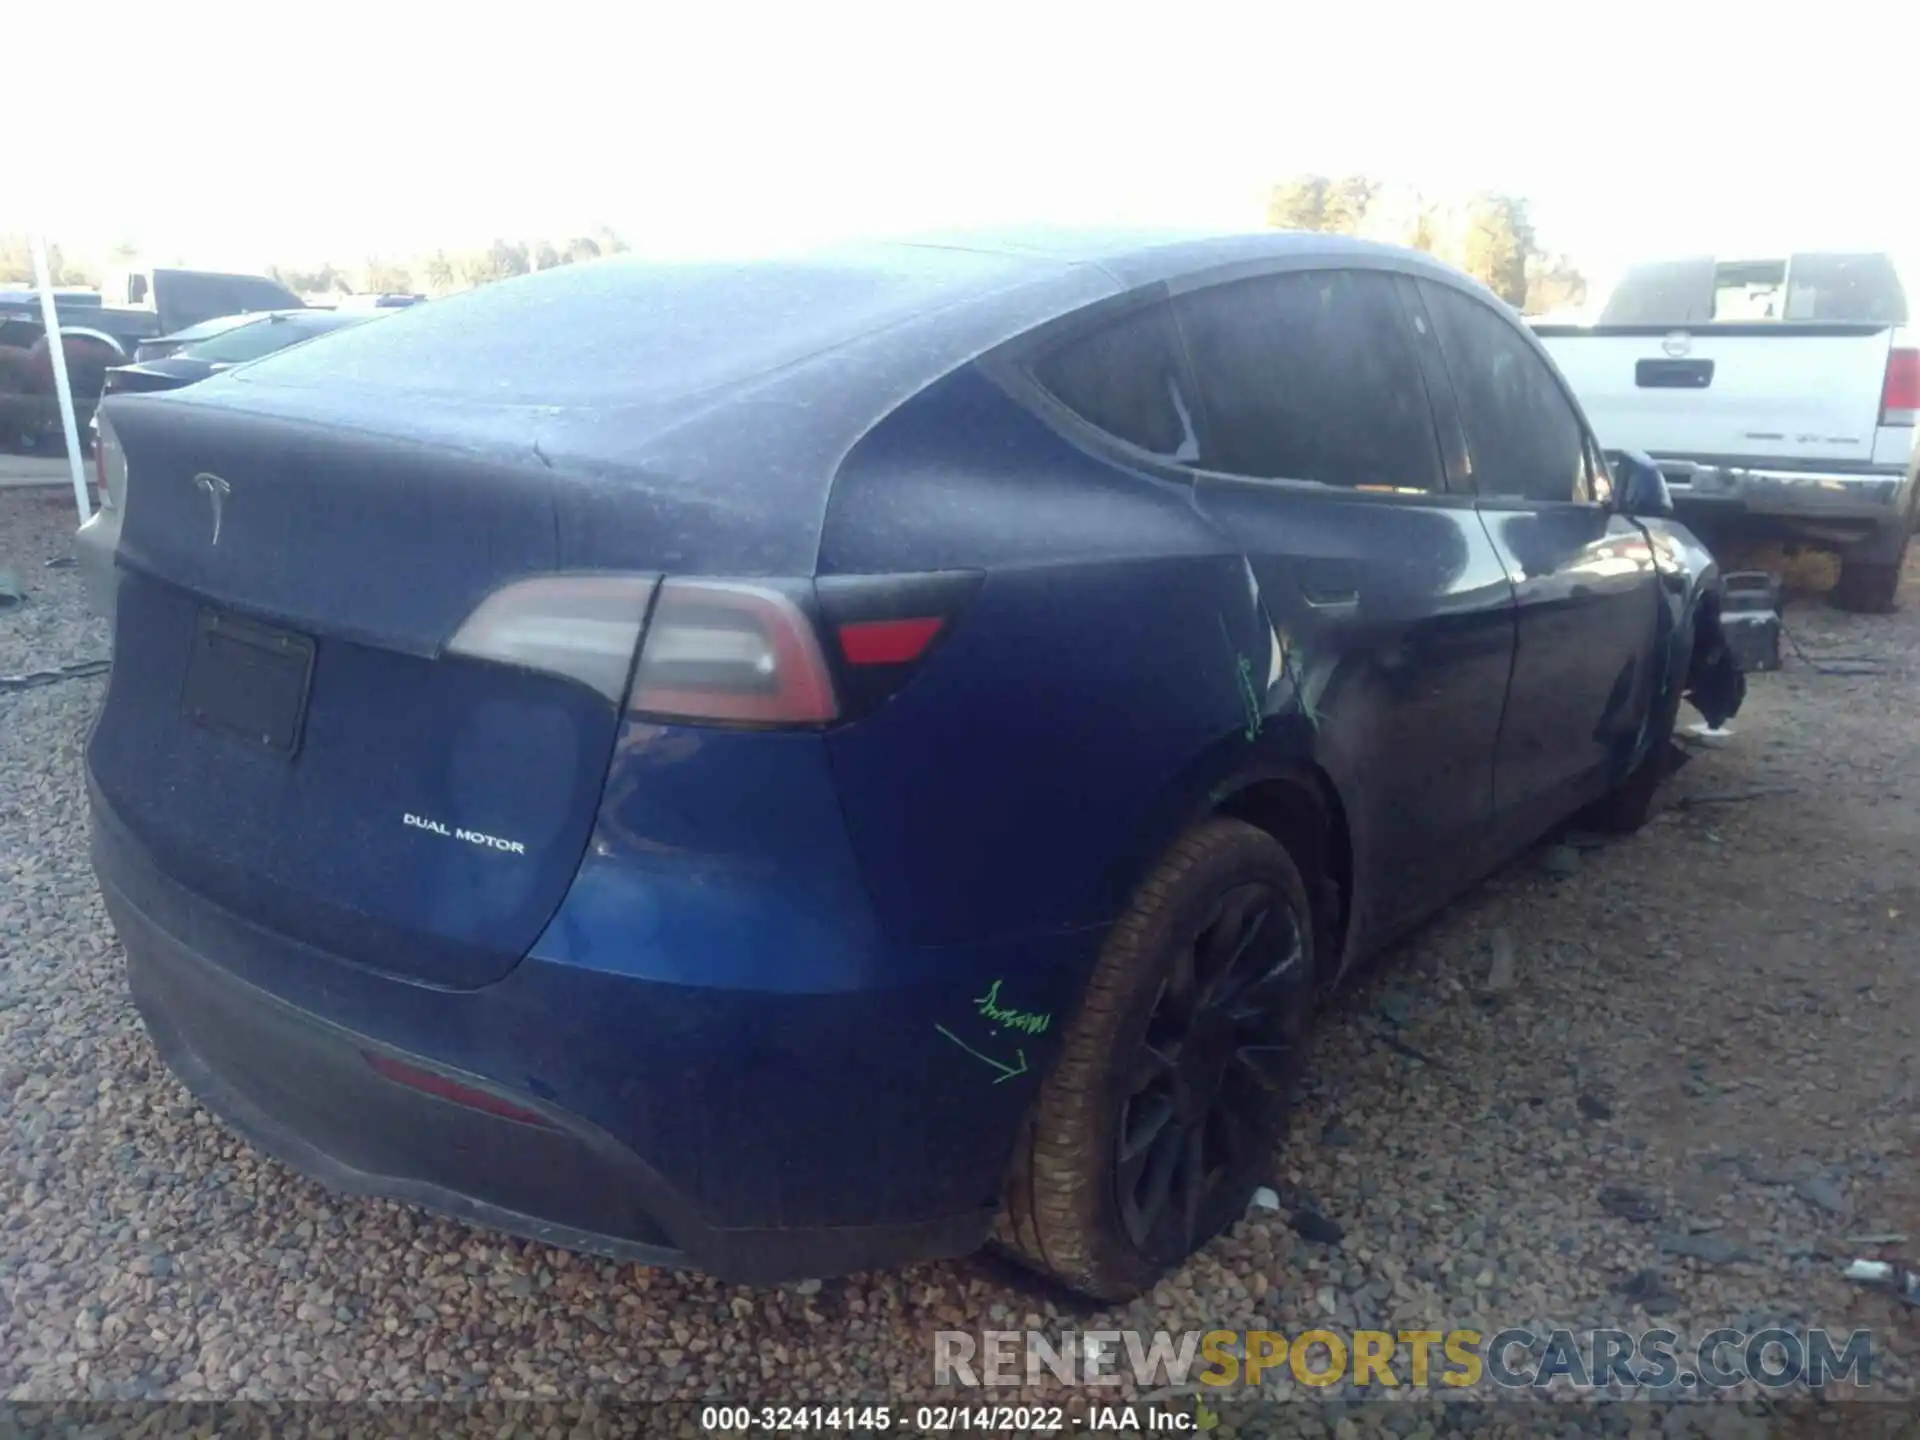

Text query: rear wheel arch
(1210, 765), (1354, 987)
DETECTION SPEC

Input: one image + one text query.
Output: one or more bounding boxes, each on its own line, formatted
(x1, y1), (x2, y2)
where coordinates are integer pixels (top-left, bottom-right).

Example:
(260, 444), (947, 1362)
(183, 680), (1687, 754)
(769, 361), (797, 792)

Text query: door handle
(1302, 584), (1359, 608)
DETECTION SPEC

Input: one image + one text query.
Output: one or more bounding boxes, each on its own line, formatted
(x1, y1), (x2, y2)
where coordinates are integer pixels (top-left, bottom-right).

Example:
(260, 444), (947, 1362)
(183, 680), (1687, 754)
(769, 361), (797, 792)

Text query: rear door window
(1170, 269), (1443, 491)
(1029, 300), (1200, 460)
(1420, 281), (1589, 504)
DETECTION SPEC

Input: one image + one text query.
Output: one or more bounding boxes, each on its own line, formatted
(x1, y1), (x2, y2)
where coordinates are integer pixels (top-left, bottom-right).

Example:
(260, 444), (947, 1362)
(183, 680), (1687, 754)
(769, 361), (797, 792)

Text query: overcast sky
(15, 0), (1916, 287)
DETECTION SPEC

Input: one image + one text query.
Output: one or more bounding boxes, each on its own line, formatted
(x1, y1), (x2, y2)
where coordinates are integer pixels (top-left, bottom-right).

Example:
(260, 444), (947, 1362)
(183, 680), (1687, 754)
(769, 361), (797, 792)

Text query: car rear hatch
(90, 399), (637, 990)
(86, 246), (1095, 991)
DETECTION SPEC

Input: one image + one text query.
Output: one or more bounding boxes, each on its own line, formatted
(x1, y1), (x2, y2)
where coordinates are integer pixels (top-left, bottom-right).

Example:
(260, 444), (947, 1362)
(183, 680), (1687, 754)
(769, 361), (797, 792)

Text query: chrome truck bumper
(1656, 459), (1915, 561)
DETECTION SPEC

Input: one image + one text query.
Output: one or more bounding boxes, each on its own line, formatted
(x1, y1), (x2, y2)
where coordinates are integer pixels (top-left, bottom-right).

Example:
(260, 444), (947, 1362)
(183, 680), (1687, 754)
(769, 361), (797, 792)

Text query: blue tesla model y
(87, 231), (1742, 1299)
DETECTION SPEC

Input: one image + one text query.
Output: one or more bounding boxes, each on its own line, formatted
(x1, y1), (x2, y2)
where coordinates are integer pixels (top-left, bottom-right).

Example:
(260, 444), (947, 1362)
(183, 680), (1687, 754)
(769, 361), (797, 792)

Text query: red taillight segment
(815, 569), (982, 720)
(838, 616), (945, 666)
(629, 580), (838, 726)
(363, 1053), (553, 1128)
(1882, 347), (1919, 426)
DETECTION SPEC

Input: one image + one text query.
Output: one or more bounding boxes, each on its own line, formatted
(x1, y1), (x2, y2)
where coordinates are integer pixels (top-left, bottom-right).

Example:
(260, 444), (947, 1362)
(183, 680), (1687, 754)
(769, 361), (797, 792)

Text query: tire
(1583, 651), (1688, 835)
(1835, 533), (1908, 614)
(995, 817), (1317, 1300)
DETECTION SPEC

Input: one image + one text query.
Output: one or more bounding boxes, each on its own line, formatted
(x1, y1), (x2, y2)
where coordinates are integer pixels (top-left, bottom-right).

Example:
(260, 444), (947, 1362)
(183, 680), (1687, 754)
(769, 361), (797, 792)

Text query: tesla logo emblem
(1661, 331), (1692, 358)
(193, 473), (231, 546)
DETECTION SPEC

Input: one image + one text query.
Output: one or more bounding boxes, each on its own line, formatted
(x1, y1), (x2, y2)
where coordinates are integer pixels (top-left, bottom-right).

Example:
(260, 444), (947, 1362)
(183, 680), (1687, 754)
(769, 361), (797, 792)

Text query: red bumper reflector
(362, 1052), (553, 1128)
(838, 616), (945, 666)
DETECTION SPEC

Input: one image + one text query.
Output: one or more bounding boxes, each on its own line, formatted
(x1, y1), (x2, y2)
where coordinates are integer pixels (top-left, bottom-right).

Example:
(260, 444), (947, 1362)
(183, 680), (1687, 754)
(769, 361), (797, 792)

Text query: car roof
(885, 225), (1453, 289)
(145, 228), (1489, 576)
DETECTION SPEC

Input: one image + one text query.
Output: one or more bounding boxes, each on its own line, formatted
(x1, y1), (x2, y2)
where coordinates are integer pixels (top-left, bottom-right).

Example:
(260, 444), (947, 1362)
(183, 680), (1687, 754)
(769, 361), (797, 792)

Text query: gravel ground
(3, 487), (1916, 1433)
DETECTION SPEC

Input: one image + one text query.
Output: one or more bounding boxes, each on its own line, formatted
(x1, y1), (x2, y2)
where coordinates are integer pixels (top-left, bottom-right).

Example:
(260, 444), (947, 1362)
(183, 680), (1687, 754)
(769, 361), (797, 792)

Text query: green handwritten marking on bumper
(934, 1024), (1030, 1084)
(974, 979), (1051, 1035)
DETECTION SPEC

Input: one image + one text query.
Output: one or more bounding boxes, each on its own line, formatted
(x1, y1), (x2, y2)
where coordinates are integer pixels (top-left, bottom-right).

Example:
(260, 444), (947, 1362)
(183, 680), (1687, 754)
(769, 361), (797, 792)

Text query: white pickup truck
(1534, 252), (1918, 611)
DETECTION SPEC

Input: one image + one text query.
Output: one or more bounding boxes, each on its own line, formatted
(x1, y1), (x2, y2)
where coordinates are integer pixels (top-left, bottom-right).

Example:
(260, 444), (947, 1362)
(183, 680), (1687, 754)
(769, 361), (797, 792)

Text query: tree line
(1266, 176), (1587, 315)
(269, 228), (634, 298)
(0, 229), (636, 299)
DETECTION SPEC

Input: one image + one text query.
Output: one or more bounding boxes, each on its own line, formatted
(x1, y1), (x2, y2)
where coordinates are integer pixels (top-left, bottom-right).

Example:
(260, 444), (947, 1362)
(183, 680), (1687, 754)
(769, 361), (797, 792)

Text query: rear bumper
(1658, 459), (1914, 557)
(92, 778), (1097, 1282)
(74, 501), (119, 622)
(117, 880), (688, 1268)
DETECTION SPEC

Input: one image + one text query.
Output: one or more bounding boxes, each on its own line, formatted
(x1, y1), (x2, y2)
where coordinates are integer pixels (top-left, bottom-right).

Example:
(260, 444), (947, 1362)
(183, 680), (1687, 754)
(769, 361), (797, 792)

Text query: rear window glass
(184, 313), (369, 364)
(1598, 259), (1716, 325)
(1600, 253), (1908, 326)
(161, 312), (264, 347)
(157, 271), (305, 321)
(1030, 301), (1199, 459)
(234, 249), (1038, 406)
(1780, 253), (1908, 323)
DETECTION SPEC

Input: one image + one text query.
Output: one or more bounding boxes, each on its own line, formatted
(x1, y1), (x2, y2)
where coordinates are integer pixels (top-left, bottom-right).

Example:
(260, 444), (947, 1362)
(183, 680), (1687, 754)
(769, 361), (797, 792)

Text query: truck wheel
(1835, 536), (1908, 614)
(995, 818), (1316, 1301)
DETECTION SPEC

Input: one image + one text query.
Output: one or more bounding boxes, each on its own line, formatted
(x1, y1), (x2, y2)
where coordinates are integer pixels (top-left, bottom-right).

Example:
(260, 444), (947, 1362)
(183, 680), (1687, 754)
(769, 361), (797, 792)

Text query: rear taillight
(816, 570), (982, 719)
(838, 616), (946, 665)
(447, 570), (979, 726)
(94, 413), (127, 510)
(445, 574), (658, 701)
(1882, 347), (1919, 426)
(629, 579), (838, 726)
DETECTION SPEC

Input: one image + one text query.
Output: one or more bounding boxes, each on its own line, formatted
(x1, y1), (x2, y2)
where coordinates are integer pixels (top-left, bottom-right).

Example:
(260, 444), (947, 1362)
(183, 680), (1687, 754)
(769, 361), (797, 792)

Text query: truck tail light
(94, 412), (128, 509)
(1881, 347), (1918, 426)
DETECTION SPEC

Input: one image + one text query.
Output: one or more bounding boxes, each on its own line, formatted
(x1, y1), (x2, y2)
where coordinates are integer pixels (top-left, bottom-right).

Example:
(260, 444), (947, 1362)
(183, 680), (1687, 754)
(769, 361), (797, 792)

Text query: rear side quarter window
(1028, 300), (1200, 462)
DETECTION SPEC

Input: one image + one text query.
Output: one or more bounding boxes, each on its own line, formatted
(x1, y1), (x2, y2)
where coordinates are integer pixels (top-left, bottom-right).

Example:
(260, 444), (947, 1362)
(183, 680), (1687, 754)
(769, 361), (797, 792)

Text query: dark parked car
(130, 312), (275, 364)
(89, 231), (1743, 1300)
(1, 269), (308, 449)
(106, 309), (383, 396)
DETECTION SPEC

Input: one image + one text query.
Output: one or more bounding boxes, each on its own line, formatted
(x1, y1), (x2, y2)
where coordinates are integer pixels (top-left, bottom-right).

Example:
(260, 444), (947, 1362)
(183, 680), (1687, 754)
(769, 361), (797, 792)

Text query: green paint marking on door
(933, 1024), (1030, 1084)
(1218, 614), (1263, 742)
(973, 979), (1051, 1035)
(1234, 653), (1263, 741)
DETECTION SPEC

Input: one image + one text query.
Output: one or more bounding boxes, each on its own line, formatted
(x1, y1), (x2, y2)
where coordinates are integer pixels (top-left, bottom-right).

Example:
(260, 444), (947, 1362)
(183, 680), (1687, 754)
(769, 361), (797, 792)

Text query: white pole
(29, 235), (92, 523)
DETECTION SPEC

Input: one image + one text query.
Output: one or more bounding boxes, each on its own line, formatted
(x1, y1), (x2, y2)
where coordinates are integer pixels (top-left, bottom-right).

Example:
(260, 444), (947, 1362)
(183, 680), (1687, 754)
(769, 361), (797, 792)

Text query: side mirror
(1607, 448), (1674, 519)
